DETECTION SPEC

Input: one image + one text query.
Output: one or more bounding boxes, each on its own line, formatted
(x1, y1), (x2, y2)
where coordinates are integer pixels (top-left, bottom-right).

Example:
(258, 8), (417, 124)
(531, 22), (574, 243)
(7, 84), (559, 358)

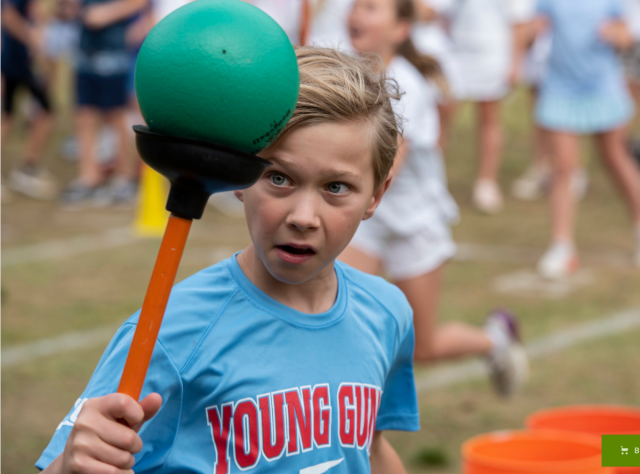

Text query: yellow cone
(134, 165), (169, 237)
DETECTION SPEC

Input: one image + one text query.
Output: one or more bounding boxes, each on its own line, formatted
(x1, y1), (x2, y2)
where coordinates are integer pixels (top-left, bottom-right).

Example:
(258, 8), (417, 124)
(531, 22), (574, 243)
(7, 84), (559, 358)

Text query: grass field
(2, 87), (640, 473)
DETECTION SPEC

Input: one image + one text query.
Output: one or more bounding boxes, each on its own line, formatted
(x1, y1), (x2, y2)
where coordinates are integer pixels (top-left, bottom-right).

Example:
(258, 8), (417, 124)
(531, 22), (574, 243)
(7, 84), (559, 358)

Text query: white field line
(2, 323), (122, 368)
(415, 307), (640, 393)
(1, 227), (139, 268)
(3, 306), (640, 397)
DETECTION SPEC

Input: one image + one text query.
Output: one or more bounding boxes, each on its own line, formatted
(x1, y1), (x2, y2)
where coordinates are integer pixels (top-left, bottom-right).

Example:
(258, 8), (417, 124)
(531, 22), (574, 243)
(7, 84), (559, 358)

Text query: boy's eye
(326, 182), (349, 194)
(270, 173), (290, 186)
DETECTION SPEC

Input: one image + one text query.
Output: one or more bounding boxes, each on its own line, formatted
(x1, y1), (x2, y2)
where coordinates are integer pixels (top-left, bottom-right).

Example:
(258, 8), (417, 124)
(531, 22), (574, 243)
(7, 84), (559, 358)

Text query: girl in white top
(340, 0), (528, 396)
(444, 0), (534, 213)
(411, 0), (462, 148)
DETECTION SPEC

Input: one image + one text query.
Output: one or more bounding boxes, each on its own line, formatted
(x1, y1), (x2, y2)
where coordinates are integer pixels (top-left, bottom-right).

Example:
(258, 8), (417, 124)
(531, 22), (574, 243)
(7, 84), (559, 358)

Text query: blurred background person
(623, 0), (640, 166)
(59, 0), (146, 209)
(2, 0), (58, 201)
(411, 0), (460, 148)
(445, 0), (534, 215)
(534, 0), (640, 278)
(309, 0), (355, 49)
(510, 27), (553, 202)
(511, 27), (591, 203)
(341, 0), (528, 396)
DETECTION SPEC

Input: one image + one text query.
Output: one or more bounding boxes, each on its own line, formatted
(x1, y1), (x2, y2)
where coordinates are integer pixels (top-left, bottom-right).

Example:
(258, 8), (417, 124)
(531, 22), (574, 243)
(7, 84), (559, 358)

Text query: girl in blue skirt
(535, 0), (640, 278)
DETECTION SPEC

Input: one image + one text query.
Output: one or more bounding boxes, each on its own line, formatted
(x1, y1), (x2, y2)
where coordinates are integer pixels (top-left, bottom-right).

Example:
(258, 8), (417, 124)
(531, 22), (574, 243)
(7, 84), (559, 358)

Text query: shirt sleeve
(375, 318), (420, 432)
(35, 322), (184, 472)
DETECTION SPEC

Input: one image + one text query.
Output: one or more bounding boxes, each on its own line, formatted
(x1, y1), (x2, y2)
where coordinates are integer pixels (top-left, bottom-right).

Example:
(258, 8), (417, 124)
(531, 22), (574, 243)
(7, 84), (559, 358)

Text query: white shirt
(249, 0), (304, 45)
(446, 0), (534, 56)
(153, 0), (192, 21)
(309, 0), (355, 50)
(372, 56), (458, 234)
(390, 55), (440, 149)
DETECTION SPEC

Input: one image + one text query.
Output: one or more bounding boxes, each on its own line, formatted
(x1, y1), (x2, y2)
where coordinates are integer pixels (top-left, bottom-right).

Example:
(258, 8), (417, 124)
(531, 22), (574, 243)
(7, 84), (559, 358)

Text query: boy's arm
(83, 0), (147, 30)
(370, 432), (407, 474)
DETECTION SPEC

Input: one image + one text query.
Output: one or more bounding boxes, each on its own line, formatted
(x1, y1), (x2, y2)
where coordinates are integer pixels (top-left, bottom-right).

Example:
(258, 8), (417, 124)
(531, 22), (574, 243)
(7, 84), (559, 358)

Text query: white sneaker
(484, 310), (529, 398)
(537, 242), (579, 279)
(473, 180), (503, 214)
(511, 165), (550, 201)
(8, 164), (58, 200)
(571, 168), (589, 201)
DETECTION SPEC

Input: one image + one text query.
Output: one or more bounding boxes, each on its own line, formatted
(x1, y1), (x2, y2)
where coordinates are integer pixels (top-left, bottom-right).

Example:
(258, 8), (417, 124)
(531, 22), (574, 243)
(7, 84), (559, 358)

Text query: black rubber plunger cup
(117, 126), (270, 400)
(133, 126), (271, 219)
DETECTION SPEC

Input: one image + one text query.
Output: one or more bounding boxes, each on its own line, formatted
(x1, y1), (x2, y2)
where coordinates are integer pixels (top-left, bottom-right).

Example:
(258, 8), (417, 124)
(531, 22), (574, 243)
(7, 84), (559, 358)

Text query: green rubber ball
(135, 0), (300, 154)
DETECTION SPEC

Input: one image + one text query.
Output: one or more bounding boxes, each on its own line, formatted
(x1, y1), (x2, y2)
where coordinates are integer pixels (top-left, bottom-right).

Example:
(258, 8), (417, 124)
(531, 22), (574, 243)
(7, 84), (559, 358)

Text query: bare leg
(76, 107), (102, 186)
(594, 127), (640, 225)
(23, 111), (53, 165)
(548, 131), (580, 243)
(106, 107), (134, 180)
(437, 101), (456, 151)
(627, 80), (640, 137)
(530, 88), (552, 170)
(477, 100), (503, 182)
(394, 266), (492, 363)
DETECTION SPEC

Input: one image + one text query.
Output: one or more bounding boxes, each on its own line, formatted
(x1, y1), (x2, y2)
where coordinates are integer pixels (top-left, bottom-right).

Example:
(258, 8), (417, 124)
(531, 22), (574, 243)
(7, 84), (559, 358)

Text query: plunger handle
(117, 214), (192, 400)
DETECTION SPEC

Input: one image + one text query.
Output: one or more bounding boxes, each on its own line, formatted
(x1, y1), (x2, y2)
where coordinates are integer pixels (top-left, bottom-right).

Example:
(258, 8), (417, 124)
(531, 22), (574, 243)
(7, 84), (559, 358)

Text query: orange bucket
(527, 405), (640, 474)
(462, 430), (613, 474)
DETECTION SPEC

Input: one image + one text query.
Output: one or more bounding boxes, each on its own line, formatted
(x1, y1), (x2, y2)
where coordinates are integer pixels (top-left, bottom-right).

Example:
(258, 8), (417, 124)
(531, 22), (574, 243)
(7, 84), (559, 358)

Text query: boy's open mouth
(277, 245), (316, 256)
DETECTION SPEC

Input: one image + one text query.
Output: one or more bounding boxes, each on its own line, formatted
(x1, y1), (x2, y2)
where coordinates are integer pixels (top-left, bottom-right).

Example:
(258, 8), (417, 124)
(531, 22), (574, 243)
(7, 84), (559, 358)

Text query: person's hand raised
(59, 392), (162, 474)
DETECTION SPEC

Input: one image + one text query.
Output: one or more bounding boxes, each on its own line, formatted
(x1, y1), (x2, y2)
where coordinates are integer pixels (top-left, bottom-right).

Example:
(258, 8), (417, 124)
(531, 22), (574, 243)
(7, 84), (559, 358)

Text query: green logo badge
(602, 435), (640, 467)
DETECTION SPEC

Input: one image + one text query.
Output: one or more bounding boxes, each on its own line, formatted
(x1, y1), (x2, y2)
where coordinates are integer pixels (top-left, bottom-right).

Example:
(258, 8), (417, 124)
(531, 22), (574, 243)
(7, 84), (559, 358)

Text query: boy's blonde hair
(269, 46), (401, 191)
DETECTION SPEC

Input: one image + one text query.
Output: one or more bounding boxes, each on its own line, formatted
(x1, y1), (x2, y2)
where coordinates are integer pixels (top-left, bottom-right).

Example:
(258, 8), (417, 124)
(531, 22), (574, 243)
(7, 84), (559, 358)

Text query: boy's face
(236, 121), (389, 285)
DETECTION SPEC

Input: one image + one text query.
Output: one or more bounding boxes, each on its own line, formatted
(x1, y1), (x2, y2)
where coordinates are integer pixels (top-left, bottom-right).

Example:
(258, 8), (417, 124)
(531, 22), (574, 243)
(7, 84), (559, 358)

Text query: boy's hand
(59, 392), (162, 474)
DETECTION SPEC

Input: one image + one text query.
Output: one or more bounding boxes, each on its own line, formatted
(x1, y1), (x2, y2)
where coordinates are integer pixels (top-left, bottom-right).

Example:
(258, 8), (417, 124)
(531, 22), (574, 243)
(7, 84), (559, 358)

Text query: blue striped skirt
(536, 90), (634, 134)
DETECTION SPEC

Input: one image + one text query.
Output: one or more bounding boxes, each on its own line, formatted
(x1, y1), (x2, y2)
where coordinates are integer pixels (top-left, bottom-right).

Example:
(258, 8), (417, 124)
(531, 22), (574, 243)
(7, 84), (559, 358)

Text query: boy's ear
(362, 172), (393, 221)
(233, 190), (244, 202)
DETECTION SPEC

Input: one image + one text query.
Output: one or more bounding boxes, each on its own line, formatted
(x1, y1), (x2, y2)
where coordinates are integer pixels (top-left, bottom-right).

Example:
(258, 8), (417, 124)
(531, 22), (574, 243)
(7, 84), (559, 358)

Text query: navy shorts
(76, 72), (128, 110)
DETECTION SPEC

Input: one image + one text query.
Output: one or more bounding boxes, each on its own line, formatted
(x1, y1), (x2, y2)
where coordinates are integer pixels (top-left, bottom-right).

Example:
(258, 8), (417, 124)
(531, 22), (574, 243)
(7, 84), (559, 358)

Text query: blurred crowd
(2, 0), (640, 276)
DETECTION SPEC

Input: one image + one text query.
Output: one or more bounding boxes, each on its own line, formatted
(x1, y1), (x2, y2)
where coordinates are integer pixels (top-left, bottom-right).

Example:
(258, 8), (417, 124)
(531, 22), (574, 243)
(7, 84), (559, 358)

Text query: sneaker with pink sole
(484, 310), (529, 397)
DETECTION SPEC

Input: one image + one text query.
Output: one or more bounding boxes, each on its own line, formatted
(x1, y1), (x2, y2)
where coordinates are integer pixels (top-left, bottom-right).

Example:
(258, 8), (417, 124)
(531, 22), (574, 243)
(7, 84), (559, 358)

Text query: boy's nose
(286, 193), (321, 232)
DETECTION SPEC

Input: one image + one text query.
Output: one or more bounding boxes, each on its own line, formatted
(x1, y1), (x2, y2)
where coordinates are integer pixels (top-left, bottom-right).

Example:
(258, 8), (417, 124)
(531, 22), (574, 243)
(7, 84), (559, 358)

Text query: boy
(37, 47), (420, 473)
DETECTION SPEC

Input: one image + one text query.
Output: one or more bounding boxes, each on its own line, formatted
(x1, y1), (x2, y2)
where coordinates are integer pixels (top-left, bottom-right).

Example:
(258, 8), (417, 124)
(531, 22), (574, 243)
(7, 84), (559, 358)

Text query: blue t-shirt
(37, 256), (419, 473)
(537, 0), (627, 97)
(1, 0), (31, 79)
